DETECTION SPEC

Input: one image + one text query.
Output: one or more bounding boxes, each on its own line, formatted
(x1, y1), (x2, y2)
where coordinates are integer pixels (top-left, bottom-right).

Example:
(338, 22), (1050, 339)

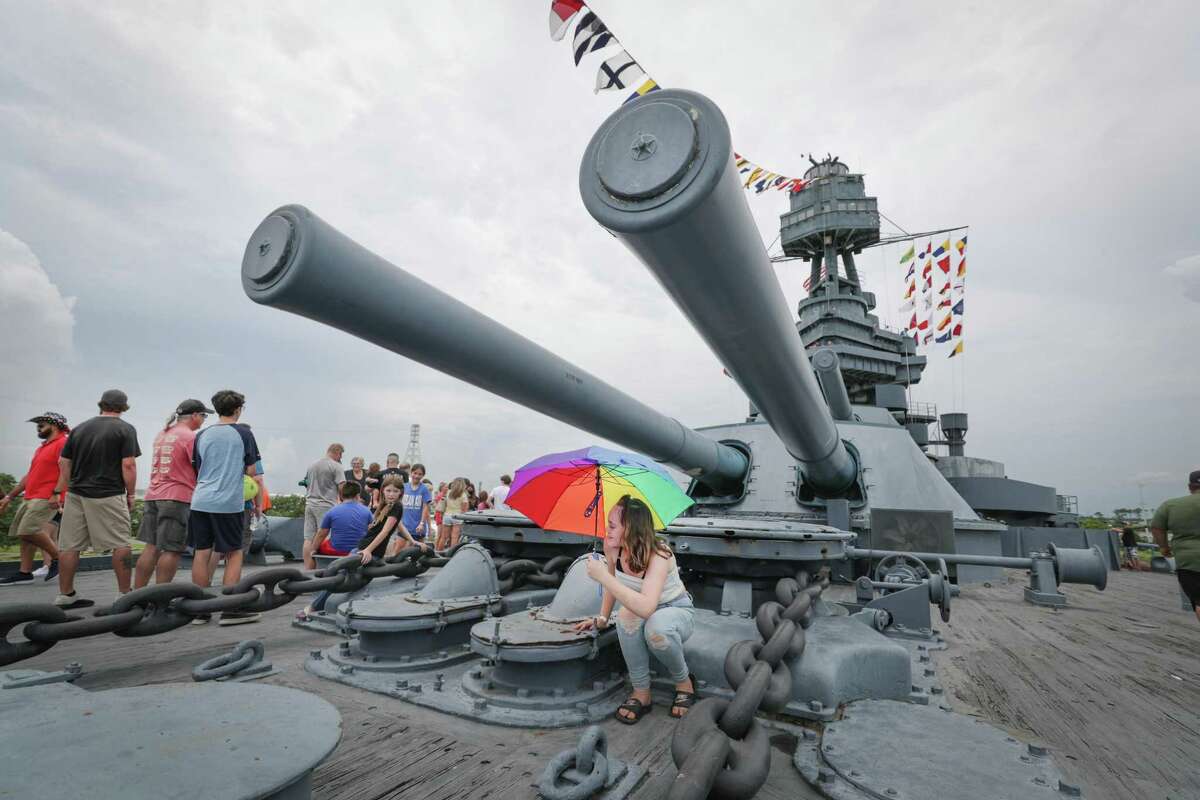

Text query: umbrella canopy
(507, 446), (694, 537)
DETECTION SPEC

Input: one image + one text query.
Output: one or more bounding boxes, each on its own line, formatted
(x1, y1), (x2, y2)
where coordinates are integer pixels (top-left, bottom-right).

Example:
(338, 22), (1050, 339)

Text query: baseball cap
(1190, 469), (1200, 486)
(99, 389), (130, 410)
(177, 398), (216, 415)
(28, 412), (69, 430)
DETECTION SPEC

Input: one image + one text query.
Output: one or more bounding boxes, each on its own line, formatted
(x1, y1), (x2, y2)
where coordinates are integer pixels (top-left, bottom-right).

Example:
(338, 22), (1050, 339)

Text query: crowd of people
(0, 388), (517, 629)
(297, 445), (513, 568)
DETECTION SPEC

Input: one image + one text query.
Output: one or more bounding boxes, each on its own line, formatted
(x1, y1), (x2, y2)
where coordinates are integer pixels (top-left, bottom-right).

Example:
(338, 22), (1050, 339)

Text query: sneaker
(54, 592), (95, 609)
(218, 611), (262, 626)
(32, 565), (48, 577)
(190, 614), (212, 625)
(44, 561), (59, 581)
(0, 572), (34, 586)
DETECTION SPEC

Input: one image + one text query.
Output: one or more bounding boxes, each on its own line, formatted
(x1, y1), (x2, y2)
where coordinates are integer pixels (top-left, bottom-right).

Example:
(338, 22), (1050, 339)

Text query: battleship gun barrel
(240, 205), (748, 494)
(579, 89), (858, 495)
(812, 348), (854, 421)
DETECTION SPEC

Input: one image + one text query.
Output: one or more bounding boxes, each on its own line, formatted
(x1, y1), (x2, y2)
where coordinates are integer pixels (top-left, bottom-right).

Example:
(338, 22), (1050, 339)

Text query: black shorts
(188, 510), (244, 555)
(1179, 569), (1200, 610)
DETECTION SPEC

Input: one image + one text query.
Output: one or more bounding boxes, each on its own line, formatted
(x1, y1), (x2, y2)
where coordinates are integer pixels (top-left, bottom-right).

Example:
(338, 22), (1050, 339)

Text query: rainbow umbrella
(506, 446), (694, 538)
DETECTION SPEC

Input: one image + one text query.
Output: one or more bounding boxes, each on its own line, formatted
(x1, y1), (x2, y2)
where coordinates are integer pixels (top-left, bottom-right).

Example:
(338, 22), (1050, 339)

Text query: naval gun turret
(241, 87), (1108, 741)
(240, 89), (1100, 589)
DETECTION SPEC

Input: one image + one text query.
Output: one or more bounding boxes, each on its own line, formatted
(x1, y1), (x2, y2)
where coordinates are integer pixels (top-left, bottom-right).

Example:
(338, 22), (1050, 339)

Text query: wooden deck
(3, 566), (1197, 799)
(928, 569), (1200, 800)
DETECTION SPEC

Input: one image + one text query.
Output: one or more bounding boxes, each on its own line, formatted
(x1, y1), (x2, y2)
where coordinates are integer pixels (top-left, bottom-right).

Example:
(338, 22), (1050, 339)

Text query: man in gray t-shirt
(302, 443), (344, 569)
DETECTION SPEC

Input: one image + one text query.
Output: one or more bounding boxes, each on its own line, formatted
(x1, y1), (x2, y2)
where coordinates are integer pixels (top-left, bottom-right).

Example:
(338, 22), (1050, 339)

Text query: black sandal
(671, 675), (698, 718)
(614, 696), (652, 725)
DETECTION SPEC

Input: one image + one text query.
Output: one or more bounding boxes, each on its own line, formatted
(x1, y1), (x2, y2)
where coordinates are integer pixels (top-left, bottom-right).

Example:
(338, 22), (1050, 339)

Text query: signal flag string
(547, 1), (811, 197)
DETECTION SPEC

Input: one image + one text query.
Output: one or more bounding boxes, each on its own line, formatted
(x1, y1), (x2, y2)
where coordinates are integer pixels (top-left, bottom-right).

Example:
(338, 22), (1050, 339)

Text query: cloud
(1164, 254), (1200, 302)
(0, 1), (1197, 518)
(258, 435), (299, 495)
(0, 228), (74, 379)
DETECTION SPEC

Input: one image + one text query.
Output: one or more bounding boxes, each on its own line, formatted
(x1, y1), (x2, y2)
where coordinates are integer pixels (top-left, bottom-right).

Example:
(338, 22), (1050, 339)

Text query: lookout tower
(404, 424), (422, 465)
(779, 157), (926, 403)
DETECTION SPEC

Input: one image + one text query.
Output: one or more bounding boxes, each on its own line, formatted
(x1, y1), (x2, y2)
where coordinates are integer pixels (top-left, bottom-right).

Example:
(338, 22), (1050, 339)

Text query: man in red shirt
(133, 399), (212, 587)
(0, 413), (69, 585)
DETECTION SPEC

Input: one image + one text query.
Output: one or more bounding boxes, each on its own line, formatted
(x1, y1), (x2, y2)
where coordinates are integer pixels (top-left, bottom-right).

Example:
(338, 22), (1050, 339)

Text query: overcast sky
(1, 1), (1197, 515)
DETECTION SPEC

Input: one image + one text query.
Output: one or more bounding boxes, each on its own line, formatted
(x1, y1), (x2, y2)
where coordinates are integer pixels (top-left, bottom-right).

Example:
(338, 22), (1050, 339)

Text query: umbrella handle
(591, 550), (604, 601)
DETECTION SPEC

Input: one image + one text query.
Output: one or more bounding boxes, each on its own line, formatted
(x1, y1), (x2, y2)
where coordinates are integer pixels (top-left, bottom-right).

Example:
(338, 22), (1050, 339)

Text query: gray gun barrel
(241, 205), (747, 493)
(812, 348), (854, 422)
(579, 89), (858, 494)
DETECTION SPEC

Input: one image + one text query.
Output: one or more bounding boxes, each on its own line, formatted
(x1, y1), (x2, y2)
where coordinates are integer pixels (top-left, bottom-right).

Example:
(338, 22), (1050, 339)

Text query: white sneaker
(32, 565), (49, 577)
(54, 592), (95, 610)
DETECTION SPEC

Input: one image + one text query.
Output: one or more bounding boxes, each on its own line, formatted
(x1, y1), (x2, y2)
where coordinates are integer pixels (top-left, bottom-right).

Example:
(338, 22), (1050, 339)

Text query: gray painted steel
(0, 682), (340, 799)
(692, 417), (983, 522)
(259, 515), (305, 561)
(579, 90), (857, 495)
(948, 475), (1059, 516)
(939, 412), (968, 456)
(241, 205), (746, 493)
(812, 348), (855, 421)
(794, 699), (1079, 799)
(848, 546), (1034, 570)
(309, 641), (629, 728)
(679, 610), (911, 721)
(538, 726), (644, 800)
(0, 663), (82, 689)
(1002, 526), (1122, 570)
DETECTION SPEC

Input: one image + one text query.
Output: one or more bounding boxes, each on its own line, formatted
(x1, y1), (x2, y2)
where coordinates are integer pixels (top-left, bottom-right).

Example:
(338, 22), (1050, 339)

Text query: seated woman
(575, 495), (696, 724)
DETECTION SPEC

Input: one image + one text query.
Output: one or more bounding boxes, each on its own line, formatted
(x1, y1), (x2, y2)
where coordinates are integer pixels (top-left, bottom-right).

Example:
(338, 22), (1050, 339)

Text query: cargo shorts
(58, 493), (132, 553)
(137, 499), (190, 553)
(10, 498), (57, 538)
(303, 500), (333, 542)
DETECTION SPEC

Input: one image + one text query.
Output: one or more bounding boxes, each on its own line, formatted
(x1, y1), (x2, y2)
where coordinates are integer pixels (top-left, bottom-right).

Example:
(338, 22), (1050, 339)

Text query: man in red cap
(133, 399), (213, 588)
(0, 413), (69, 585)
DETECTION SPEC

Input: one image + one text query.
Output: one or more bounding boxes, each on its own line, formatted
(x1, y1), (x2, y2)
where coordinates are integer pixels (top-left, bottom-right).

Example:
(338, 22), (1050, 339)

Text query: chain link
(0, 604), (71, 664)
(496, 553), (573, 594)
(668, 567), (830, 800)
(538, 724), (615, 800)
(0, 544), (466, 667)
(0, 544), (582, 668)
(192, 639), (266, 681)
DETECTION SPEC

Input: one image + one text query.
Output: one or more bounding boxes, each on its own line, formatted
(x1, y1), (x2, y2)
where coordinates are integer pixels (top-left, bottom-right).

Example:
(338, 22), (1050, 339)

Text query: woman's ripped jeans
(614, 594), (695, 689)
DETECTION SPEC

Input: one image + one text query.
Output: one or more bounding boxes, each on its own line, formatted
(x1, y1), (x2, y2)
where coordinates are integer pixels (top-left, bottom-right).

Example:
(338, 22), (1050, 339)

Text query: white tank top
(614, 551), (686, 604)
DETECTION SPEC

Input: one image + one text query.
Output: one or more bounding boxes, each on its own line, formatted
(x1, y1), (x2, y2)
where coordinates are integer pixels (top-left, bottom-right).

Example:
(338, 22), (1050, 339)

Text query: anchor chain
(192, 639), (267, 681)
(0, 545), (460, 668)
(497, 554), (574, 594)
(668, 568), (830, 800)
(539, 724), (630, 800)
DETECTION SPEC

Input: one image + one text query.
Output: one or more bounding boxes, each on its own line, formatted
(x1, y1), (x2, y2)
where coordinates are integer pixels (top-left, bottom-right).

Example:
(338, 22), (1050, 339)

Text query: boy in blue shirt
(312, 483), (373, 555)
(188, 390), (261, 625)
(300, 482), (374, 622)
